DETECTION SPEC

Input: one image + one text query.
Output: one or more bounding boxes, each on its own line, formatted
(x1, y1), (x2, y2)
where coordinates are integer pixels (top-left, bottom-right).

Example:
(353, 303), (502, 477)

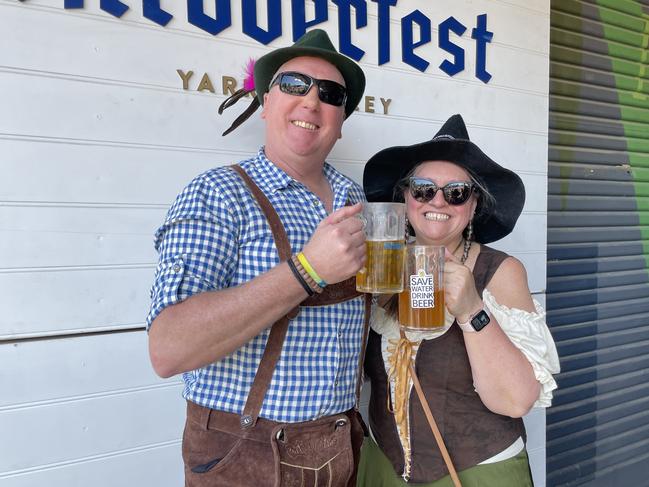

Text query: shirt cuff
(146, 256), (199, 329)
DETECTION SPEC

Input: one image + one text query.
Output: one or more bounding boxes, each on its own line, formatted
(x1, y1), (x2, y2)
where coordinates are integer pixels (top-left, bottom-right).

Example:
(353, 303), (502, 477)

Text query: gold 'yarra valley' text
(177, 69), (392, 115)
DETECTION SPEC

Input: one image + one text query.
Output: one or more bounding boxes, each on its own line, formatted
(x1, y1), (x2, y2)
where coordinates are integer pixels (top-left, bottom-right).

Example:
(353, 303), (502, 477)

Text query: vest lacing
(386, 334), (418, 480)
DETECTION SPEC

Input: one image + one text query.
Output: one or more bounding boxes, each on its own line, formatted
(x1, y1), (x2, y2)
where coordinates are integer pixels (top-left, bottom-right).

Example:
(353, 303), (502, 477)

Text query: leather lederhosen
(365, 245), (526, 483)
(182, 165), (371, 487)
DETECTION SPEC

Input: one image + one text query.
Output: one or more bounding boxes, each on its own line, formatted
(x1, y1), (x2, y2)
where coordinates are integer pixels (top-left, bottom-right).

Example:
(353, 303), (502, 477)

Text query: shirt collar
(323, 161), (352, 193)
(251, 147), (353, 206)
(250, 147), (294, 194)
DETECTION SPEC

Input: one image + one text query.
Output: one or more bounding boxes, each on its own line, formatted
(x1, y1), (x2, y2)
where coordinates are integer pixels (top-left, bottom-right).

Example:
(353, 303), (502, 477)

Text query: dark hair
(384, 295), (399, 320)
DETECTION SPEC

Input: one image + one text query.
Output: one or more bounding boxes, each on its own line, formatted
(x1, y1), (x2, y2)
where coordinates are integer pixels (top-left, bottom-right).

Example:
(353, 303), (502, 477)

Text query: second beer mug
(399, 245), (445, 331)
(356, 202), (406, 293)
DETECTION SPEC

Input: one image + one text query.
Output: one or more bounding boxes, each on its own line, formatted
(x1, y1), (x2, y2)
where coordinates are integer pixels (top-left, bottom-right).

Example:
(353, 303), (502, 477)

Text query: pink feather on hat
(217, 58), (260, 136)
(243, 58), (256, 92)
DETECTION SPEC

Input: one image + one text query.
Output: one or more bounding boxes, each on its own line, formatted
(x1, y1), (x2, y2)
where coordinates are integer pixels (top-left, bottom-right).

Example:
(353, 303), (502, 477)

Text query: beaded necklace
(451, 238), (472, 264)
(461, 239), (472, 264)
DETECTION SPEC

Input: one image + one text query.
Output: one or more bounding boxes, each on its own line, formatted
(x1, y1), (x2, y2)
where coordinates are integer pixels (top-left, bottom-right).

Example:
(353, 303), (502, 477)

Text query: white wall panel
(1, 386), (184, 472)
(5, 0), (549, 64)
(2, 0), (550, 484)
(1, 134), (546, 205)
(524, 407), (548, 487)
(0, 206), (162, 268)
(0, 71), (239, 148)
(2, 67), (546, 163)
(0, 139), (244, 204)
(332, 116), (550, 175)
(0, 331), (179, 407)
(0, 4), (269, 83)
(1, 268), (152, 338)
(0, 332), (184, 483)
(1, 443), (183, 487)
(503, 252), (547, 294)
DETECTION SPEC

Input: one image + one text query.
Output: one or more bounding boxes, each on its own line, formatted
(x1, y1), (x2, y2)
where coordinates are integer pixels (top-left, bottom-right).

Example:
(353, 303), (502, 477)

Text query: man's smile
(291, 119), (319, 130)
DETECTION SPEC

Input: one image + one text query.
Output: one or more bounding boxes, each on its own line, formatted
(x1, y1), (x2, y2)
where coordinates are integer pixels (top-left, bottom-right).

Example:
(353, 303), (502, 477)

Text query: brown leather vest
(365, 245), (526, 483)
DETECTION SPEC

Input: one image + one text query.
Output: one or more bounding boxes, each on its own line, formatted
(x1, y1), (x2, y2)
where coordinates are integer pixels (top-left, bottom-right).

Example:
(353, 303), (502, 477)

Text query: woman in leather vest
(357, 115), (560, 487)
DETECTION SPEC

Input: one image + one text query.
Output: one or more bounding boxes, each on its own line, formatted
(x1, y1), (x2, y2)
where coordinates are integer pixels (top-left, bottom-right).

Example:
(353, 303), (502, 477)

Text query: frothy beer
(356, 239), (405, 293)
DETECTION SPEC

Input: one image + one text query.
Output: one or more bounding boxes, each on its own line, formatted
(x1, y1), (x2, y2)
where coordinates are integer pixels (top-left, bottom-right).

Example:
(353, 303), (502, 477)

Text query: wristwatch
(457, 308), (491, 333)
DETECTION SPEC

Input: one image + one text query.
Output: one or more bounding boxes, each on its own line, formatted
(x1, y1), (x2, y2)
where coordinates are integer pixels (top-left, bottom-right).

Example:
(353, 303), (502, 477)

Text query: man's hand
(301, 203), (366, 284)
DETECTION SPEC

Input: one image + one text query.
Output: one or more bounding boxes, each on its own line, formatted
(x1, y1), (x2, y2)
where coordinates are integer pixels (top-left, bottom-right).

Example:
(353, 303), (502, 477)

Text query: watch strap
(457, 308), (491, 333)
(457, 319), (477, 333)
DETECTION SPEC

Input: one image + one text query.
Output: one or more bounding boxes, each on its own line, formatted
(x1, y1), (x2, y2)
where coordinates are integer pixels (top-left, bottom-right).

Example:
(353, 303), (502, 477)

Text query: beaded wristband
(292, 255), (323, 294)
(296, 252), (327, 288)
(287, 257), (315, 296)
(293, 255), (322, 294)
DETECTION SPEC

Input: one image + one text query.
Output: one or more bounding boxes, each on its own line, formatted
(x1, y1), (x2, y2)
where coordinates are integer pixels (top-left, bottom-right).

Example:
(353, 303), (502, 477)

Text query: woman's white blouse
(481, 288), (560, 407)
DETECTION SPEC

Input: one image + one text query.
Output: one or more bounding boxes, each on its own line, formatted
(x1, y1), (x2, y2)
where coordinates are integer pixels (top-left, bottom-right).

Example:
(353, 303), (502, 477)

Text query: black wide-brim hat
(254, 29), (366, 118)
(363, 114), (525, 244)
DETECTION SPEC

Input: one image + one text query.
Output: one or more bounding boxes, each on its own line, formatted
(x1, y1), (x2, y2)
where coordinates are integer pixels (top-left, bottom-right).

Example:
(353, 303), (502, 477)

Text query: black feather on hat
(363, 114), (525, 244)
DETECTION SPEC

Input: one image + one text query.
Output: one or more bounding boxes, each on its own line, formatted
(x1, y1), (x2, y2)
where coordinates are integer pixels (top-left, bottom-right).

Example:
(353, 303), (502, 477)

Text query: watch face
(471, 310), (491, 331)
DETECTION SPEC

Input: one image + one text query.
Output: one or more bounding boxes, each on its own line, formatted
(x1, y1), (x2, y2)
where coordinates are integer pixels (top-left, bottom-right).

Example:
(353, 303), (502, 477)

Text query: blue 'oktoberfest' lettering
(63, 1), (493, 82)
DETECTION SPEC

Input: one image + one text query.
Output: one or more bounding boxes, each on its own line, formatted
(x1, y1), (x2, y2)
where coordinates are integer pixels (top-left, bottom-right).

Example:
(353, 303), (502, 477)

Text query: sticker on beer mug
(409, 269), (435, 309)
(383, 241), (404, 251)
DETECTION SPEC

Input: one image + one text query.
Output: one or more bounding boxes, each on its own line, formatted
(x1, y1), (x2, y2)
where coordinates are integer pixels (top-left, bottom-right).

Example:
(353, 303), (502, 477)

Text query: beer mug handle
(358, 213), (367, 232)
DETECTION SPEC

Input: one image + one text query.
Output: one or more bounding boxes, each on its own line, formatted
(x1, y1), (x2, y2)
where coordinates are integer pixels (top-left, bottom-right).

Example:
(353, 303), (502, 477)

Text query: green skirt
(356, 437), (534, 487)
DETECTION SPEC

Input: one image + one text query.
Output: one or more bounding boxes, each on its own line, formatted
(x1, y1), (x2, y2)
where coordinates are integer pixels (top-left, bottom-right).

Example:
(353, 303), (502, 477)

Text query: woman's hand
(443, 249), (483, 322)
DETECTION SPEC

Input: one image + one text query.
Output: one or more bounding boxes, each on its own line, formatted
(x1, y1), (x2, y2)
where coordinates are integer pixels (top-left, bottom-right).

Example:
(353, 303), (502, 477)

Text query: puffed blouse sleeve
(482, 288), (561, 408)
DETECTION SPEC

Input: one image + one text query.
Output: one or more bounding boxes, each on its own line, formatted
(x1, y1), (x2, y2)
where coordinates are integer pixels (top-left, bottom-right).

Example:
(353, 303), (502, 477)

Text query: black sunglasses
(408, 177), (475, 205)
(269, 71), (347, 107)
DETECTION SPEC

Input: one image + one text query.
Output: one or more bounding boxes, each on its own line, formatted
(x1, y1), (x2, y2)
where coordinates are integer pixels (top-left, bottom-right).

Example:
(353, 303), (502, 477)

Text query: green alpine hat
(254, 29), (366, 118)
(218, 29), (366, 135)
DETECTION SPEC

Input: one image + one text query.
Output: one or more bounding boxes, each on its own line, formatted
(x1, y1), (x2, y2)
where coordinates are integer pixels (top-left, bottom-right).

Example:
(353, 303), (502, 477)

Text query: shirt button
(173, 264), (181, 273)
(312, 199), (320, 207)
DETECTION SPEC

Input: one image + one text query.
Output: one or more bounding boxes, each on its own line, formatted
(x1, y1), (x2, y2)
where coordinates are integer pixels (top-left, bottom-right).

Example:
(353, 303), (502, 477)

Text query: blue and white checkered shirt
(147, 147), (366, 422)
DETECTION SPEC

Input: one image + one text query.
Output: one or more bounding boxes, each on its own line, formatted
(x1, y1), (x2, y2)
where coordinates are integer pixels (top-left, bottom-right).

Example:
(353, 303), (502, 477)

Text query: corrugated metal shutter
(547, 0), (649, 485)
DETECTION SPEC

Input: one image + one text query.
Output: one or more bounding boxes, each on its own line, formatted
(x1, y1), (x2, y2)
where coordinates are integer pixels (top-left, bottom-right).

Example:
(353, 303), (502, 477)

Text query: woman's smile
(423, 211), (450, 222)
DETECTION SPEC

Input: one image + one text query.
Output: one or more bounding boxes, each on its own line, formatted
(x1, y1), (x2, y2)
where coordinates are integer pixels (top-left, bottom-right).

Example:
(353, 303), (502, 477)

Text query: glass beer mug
(399, 245), (445, 330)
(356, 202), (406, 294)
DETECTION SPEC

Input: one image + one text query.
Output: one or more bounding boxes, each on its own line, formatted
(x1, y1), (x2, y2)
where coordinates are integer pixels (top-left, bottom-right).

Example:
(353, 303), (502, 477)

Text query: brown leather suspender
(230, 165), (371, 428)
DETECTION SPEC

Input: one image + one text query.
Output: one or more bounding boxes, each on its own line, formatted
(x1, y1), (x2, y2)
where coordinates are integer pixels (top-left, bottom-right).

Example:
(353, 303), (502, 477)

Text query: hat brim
(254, 45), (365, 118)
(363, 139), (525, 244)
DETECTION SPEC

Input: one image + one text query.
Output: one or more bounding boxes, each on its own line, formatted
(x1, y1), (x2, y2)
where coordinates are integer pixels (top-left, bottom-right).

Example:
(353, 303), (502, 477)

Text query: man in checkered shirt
(146, 30), (368, 485)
